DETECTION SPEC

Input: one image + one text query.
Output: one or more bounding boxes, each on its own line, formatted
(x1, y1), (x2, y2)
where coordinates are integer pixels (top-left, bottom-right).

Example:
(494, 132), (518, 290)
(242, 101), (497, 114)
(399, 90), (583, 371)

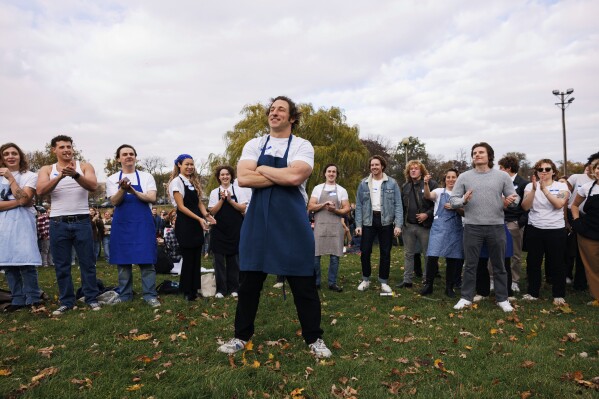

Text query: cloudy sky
(1, 0), (597, 180)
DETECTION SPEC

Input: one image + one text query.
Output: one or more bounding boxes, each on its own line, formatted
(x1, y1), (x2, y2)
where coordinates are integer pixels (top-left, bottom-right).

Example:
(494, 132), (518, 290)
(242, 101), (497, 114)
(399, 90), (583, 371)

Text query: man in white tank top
(37, 135), (101, 315)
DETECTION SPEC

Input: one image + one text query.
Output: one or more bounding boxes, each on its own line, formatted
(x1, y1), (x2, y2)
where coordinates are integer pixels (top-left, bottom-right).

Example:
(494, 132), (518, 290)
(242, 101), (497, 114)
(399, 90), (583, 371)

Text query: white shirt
(370, 179), (383, 212)
(48, 162), (88, 217)
(1, 171), (37, 215)
(239, 134), (314, 204)
(208, 185), (250, 208)
(310, 183), (349, 203)
(430, 187), (452, 216)
(106, 170), (157, 209)
(168, 174), (198, 207)
(568, 173), (594, 209)
(525, 181), (569, 229)
(576, 180), (599, 214)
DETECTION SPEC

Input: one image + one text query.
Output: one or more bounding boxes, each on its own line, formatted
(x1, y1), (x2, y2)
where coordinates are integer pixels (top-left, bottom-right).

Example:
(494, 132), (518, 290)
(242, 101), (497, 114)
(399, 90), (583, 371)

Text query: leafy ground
(1, 247), (598, 399)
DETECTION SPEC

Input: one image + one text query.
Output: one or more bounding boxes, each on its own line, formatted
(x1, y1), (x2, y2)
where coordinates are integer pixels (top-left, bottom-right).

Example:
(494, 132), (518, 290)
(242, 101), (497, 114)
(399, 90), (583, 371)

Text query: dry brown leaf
(520, 390), (532, 399)
(521, 360), (535, 369)
(155, 370), (167, 380)
(131, 333), (152, 341)
(339, 376), (349, 385)
(228, 356), (237, 368)
(0, 369), (12, 376)
(129, 328), (139, 334)
(70, 377), (92, 389)
(332, 340), (342, 349)
(37, 346), (54, 358)
(125, 383), (144, 391)
(31, 367), (59, 383)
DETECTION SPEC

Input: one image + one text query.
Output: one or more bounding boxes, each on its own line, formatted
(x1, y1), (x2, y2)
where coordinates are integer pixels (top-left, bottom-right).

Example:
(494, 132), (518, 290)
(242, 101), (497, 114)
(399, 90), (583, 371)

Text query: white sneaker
(489, 280), (494, 291)
(453, 298), (472, 310)
(231, 292), (238, 298)
(51, 305), (71, 316)
(89, 302), (101, 311)
(309, 338), (332, 359)
(497, 300), (514, 312)
(511, 282), (520, 293)
(357, 281), (370, 291)
(522, 294), (538, 301)
(215, 293), (224, 299)
(273, 282), (283, 289)
(380, 283), (392, 293)
(217, 338), (247, 354)
(473, 295), (486, 303)
(146, 298), (161, 308)
(553, 297), (567, 306)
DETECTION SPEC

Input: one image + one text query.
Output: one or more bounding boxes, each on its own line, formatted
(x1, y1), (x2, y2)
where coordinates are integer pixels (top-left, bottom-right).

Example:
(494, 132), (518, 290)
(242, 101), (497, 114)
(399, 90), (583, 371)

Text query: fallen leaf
(252, 360), (260, 368)
(339, 376), (349, 384)
(70, 377), (92, 389)
(245, 341), (254, 351)
(131, 333), (152, 341)
(521, 360), (535, 369)
(0, 369), (12, 376)
(520, 390), (532, 399)
(332, 340), (342, 349)
(125, 383), (144, 391)
(31, 367), (59, 383)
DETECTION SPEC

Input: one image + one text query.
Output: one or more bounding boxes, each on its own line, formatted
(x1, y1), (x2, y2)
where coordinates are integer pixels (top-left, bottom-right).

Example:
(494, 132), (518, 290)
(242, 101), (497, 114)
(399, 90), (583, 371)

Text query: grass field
(1, 247), (598, 398)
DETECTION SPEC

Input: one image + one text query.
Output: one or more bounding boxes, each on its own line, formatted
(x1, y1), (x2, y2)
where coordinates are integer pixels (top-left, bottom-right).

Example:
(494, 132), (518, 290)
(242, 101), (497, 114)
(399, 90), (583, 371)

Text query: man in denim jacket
(355, 155), (403, 293)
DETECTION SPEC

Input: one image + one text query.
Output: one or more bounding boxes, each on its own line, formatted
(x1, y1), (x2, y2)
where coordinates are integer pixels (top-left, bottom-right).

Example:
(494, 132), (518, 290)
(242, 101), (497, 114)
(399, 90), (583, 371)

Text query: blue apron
(426, 189), (464, 259)
(109, 171), (157, 265)
(239, 135), (315, 276)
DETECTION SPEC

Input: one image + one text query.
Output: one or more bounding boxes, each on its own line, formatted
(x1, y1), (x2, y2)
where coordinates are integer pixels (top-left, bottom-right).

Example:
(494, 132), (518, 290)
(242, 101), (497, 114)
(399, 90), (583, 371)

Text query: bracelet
(73, 172), (81, 180)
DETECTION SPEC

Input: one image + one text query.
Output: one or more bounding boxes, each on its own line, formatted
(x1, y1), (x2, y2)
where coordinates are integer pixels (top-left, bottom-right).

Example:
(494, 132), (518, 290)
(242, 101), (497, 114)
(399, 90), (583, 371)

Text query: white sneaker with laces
(309, 338), (332, 359)
(231, 292), (238, 298)
(89, 302), (101, 311)
(357, 281), (370, 291)
(380, 283), (392, 293)
(273, 282), (283, 289)
(553, 297), (567, 306)
(52, 305), (71, 316)
(497, 300), (514, 312)
(511, 282), (520, 293)
(215, 293), (224, 299)
(453, 298), (472, 310)
(218, 338), (247, 354)
(473, 295), (486, 303)
(147, 298), (161, 308)
(521, 294), (538, 301)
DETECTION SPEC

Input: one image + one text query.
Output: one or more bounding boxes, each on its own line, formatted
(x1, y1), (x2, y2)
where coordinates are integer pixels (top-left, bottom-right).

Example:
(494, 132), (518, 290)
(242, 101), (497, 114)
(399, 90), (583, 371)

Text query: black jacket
(401, 178), (437, 228)
(504, 174), (528, 226)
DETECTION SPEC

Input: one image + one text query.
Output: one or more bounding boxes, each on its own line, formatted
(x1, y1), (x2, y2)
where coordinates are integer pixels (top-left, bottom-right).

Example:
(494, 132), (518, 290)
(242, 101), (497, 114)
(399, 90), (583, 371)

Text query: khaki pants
(577, 234), (599, 300)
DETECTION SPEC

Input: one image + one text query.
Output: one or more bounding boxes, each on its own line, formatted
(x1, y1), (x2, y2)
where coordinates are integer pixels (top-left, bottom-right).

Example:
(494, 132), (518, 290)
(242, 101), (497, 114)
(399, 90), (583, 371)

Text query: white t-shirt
(106, 170), (157, 209)
(371, 179), (383, 212)
(310, 183), (349, 203)
(1, 171), (37, 215)
(430, 187), (452, 216)
(576, 180), (599, 213)
(208, 185), (250, 208)
(525, 181), (569, 229)
(568, 173), (593, 208)
(239, 134), (314, 203)
(169, 174), (198, 207)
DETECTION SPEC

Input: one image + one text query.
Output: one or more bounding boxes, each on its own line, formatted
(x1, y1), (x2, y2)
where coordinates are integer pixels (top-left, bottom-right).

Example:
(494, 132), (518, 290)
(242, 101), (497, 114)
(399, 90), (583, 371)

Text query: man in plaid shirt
(36, 206), (52, 266)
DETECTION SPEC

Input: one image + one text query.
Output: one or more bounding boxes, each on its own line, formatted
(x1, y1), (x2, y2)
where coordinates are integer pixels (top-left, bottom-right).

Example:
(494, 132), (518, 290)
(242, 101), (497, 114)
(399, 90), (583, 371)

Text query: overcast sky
(1, 0), (597, 180)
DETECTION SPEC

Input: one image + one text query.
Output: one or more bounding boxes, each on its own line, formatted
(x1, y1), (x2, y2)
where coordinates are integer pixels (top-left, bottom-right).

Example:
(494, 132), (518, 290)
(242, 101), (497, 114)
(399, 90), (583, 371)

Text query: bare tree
(139, 156), (167, 176)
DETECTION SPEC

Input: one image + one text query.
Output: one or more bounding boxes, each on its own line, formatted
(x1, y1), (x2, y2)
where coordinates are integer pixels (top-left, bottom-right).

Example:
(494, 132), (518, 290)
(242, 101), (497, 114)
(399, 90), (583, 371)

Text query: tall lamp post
(401, 137), (410, 167)
(552, 88), (575, 176)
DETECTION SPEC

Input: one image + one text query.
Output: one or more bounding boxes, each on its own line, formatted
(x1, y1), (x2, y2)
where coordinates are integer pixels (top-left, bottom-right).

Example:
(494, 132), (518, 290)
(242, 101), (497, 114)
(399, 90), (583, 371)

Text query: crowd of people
(1, 96), (598, 360)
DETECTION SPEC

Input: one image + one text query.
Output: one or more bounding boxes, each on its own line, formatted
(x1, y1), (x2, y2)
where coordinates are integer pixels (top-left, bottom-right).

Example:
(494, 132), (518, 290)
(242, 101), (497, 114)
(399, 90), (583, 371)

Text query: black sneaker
(328, 284), (343, 292)
(4, 304), (27, 313)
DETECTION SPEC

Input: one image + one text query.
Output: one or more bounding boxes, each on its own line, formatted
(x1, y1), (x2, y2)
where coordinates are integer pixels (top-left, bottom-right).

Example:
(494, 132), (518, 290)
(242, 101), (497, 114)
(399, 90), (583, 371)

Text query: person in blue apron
(106, 145), (160, 307)
(217, 96), (331, 359)
(208, 165), (247, 298)
(168, 154), (216, 301)
(420, 169), (464, 297)
(0, 142), (43, 312)
(308, 163), (350, 292)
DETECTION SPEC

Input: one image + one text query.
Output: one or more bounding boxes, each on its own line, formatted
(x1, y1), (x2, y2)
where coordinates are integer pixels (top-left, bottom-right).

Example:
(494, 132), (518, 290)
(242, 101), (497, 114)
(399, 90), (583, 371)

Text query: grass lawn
(1, 247), (598, 398)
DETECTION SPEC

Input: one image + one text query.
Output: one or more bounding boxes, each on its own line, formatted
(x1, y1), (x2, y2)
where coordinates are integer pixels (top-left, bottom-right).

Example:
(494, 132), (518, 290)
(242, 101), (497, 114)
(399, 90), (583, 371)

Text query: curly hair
(266, 96), (301, 131)
(403, 160), (429, 182)
(214, 165), (235, 185)
(498, 156), (520, 173)
(0, 142), (29, 173)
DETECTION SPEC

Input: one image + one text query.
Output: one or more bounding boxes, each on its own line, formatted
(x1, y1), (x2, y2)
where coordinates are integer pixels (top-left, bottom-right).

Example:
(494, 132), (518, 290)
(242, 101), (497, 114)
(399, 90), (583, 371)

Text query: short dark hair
(51, 135), (73, 147)
(322, 163), (338, 177)
(368, 155), (387, 172)
(266, 96), (301, 131)
(498, 156), (520, 173)
(471, 142), (495, 168)
(115, 144), (137, 159)
(586, 151), (599, 167)
(0, 142), (29, 173)
(214, 165), (235, 184)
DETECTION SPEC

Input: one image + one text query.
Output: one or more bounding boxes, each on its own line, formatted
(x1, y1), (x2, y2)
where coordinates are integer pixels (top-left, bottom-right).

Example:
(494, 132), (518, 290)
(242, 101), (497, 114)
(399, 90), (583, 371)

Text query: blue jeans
(50, 218), (99, 307)
(314, 255), (339, 286)
(93, 240), (101, 261)
(102, 236), (110, 261)
(4, 266), (42, 305)
(117, 264), (158, 301)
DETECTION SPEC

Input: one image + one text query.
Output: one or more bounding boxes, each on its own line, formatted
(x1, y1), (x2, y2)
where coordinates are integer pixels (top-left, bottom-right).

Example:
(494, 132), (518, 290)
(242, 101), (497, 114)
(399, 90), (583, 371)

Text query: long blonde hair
(168, 156), (203, 196)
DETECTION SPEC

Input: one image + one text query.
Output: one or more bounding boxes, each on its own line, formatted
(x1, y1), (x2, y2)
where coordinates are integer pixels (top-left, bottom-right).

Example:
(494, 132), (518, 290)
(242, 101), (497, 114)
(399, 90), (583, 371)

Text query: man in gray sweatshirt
(450, 142), (519, 312)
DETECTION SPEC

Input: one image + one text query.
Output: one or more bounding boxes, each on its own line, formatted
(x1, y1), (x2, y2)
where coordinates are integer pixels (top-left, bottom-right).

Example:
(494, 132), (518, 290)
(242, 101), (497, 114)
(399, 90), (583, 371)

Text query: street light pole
(401, 137), (410, 167)
(552, 88), (575, 176)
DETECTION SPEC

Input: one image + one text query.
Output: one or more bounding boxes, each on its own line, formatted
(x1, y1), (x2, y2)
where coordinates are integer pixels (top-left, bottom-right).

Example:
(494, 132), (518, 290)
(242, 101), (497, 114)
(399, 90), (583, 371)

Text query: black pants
(565, 232), (588, 290)
(476, 257), (513, 297)
(234, 271), (323, 345)
(526, 225), (567, 298)
(360, 214), (393, 280)
(213, 253), (239, 295)
(179, 246), (203, 299)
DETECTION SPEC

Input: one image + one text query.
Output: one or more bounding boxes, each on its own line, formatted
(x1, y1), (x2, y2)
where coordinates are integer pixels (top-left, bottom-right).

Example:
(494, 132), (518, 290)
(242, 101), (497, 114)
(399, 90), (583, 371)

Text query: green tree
(210, 102), (369, 199)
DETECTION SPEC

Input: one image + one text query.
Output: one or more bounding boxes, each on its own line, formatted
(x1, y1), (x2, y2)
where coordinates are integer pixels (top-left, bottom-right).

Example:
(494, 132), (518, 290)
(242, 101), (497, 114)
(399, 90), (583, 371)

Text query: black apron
(210, 186), (244, 255)
(572, 181), (599, 241)
(175, 177), (205, 249)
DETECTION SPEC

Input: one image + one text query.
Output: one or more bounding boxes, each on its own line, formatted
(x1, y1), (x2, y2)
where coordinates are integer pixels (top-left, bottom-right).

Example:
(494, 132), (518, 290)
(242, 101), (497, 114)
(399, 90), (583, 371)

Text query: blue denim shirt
(355, 174), (403, 228)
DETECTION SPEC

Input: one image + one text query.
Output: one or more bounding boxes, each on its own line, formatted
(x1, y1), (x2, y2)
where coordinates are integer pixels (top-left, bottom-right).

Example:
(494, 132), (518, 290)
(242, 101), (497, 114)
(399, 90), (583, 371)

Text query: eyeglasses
(536, 167), (552, 173)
